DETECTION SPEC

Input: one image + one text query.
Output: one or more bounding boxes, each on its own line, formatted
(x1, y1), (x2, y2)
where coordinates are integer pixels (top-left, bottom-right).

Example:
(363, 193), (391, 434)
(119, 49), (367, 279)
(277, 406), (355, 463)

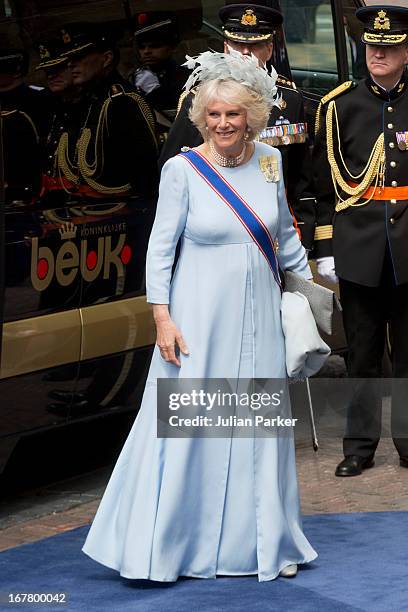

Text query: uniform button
(389, 142), (395, 148)
(47, 171), (51, 176)
(391, 199), (397, 204)
(391, 180), (398, 187)
(388, 123), (394, 129)
(390, 217), (395, 224)
(390, 161), (397, 168)
(387, 106), (394, 112)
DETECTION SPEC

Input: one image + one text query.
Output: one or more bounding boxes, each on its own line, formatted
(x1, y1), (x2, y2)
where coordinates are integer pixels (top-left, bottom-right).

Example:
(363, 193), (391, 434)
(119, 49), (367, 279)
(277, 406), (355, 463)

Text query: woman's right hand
(152, 305), (189, 367)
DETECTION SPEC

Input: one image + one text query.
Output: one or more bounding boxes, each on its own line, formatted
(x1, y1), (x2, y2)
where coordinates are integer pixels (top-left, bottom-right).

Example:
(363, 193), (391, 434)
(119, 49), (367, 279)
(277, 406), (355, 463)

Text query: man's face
(224, 39), (273, 67)
(366, 43), (408, 81)
(46, 64), (74, 93)
(137, 41), (174, 67)
(68, 50), (113, 85)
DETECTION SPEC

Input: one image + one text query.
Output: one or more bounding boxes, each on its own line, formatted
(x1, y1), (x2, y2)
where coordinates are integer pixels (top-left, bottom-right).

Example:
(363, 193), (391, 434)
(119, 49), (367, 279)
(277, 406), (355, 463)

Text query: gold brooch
(374, 10), (390, 31)
(259, 155), (280, 182)
(241, 9), (257, 27)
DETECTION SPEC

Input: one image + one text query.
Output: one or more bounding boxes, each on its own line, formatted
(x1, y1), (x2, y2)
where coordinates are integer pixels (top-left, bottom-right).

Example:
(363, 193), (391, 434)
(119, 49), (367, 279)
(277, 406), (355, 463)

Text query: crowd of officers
(0, 4), (316, 250)
(2, 1), (408, 475)
(0, 14), (189, 209)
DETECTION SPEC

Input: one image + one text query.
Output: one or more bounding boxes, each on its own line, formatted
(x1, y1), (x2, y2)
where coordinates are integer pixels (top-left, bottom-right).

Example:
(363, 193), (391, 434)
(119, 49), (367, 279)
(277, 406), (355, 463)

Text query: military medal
(396, 132), (408, 151)
(259, 122), (307, 147)
(259, 155), (279, 182)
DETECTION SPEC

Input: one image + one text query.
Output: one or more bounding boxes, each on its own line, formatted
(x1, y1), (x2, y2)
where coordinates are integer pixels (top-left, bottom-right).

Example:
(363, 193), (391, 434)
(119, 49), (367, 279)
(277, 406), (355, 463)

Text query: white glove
(134, 68), (160, 95)
(316, 256), (338, 284)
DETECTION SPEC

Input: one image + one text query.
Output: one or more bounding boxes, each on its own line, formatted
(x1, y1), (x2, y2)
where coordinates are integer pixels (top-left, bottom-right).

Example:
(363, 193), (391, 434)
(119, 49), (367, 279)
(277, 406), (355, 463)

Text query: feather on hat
(183, 49), (281, 110)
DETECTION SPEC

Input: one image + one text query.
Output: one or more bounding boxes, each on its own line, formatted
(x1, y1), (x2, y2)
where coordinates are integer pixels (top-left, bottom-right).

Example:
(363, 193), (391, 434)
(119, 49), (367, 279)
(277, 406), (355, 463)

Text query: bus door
(0, 200), (83, 470)
(68, 197), (156, 422)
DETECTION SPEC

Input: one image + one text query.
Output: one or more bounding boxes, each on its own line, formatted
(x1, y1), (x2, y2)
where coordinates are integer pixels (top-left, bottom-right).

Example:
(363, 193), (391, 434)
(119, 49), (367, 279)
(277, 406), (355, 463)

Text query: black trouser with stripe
(339, 254), (408, 459)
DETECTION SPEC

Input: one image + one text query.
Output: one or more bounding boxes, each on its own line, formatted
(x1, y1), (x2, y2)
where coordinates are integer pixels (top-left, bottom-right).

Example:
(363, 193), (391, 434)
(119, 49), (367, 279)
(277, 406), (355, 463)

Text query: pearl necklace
(209, 140), (246, 167)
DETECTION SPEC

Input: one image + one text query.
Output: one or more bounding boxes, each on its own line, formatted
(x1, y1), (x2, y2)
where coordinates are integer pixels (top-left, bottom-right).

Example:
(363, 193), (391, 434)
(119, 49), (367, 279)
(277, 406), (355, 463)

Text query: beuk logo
(31, 222), (132, 291)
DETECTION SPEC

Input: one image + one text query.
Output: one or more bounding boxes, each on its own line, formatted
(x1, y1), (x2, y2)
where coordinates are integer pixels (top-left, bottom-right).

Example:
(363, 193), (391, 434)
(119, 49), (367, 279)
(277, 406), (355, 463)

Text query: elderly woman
(83, 51), (317, 582)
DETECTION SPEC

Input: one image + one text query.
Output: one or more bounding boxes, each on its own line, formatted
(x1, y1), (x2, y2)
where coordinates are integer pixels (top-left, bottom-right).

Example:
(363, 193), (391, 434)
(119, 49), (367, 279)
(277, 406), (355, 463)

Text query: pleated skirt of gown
(214, 276), (259, 575)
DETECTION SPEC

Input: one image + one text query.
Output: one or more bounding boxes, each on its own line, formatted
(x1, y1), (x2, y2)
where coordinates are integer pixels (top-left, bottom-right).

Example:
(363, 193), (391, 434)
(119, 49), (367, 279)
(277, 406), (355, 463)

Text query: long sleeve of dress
(275, 154), (312, 279)
(146, 157), (189, 304)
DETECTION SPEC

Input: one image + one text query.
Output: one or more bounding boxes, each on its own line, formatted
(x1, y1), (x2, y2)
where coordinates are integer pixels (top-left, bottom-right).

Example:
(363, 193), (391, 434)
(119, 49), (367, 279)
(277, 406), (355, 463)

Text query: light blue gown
(82, 141), (317, 581)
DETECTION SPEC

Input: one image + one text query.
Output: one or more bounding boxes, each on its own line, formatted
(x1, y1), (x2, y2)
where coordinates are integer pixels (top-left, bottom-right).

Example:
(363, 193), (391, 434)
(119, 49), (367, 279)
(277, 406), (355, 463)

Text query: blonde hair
(189, 78), (270, 141)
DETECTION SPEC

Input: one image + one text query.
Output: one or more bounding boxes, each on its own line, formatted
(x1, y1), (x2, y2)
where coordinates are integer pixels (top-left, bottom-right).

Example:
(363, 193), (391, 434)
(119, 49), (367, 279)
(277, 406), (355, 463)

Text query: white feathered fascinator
(182, 49), (281, 110)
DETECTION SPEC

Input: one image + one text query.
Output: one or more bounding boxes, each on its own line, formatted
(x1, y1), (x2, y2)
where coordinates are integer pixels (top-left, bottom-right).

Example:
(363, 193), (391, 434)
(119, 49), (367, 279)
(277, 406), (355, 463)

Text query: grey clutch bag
(281, 291), (331, 379)
(284, 270), (342, 335)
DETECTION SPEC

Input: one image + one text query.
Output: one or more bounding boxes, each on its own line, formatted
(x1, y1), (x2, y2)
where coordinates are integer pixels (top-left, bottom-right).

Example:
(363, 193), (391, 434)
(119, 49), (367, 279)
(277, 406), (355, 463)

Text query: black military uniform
(40, 23), (158, 201)
(131, 11), (189, 113)
(34, 38), (79, 203)
(159, 1), (316, 249)
(0, 49), (42, 204)
(313, 6), (408, 473)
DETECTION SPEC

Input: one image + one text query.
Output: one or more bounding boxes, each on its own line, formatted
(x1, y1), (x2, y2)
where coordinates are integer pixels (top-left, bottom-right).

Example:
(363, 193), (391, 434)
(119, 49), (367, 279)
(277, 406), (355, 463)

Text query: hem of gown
(82, 547), (318, 583)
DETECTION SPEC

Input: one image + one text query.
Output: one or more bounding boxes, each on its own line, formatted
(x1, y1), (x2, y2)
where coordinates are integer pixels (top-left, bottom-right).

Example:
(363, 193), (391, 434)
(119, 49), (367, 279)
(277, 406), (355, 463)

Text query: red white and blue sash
(180, 148), (281, 288)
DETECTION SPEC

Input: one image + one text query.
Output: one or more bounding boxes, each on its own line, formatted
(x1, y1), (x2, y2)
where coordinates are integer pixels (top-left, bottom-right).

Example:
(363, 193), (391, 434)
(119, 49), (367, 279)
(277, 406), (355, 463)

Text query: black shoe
(335, 455), (375, 477)
(48, 390), (87, 403)
(46, 399), (94, 417)
(400, 457), (408, 468)
(46, 402), (70, 417)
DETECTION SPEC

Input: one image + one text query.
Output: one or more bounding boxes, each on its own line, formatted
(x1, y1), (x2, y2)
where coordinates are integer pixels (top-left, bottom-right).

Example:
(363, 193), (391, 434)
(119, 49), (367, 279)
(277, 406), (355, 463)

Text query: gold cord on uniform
(57, 87), (158, 195)
(326, 100), (385, 211)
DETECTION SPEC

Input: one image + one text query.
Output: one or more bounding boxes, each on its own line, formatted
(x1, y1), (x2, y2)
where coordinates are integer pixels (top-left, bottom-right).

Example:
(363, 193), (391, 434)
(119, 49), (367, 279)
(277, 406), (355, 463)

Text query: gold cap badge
(374, 10), (390, 31)
(61, 30), (71, 44)
(241, 9), (257, 27)
(39, 45), (50, 60)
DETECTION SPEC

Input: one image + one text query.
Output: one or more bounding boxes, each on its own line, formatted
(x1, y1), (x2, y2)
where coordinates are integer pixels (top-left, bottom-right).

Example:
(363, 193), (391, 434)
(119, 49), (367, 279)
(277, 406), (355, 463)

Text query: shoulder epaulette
(320, 80), (355, 106)
(1, 109), (39, 142)
(110, 83), (126, 97)
(176, 87), (198, 117)
(315, 81), (355, 135)
(277, 75), (298, 91)
(106, 85), (157, 149)
(0, 109), (18, 117)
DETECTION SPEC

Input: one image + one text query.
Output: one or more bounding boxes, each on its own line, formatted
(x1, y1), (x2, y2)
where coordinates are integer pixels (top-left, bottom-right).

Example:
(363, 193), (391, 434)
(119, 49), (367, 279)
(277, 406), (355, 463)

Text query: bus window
(343, 0), (368, 80)
(281, 0), (339, 93)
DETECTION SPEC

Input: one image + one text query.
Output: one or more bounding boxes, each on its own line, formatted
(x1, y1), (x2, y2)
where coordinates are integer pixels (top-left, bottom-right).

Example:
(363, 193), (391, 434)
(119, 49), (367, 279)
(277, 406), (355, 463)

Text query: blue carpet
(0, 512), (407, 612)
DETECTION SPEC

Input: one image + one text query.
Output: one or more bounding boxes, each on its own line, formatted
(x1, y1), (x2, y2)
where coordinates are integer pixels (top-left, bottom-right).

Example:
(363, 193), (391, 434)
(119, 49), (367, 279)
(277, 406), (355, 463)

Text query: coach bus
(0, 0), (370, 479)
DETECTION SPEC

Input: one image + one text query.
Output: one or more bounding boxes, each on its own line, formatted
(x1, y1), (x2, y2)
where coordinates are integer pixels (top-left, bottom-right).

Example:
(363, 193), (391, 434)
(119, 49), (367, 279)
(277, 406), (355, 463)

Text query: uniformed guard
(35, 37), (81, 204)
(41, 22), (158, 201)
(313, 5), (408, 476)
(0, 47), (42, 204)
(35, 37), (74, 94)
(158, 0), (316, 249)
(131, 11), (189, 114)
